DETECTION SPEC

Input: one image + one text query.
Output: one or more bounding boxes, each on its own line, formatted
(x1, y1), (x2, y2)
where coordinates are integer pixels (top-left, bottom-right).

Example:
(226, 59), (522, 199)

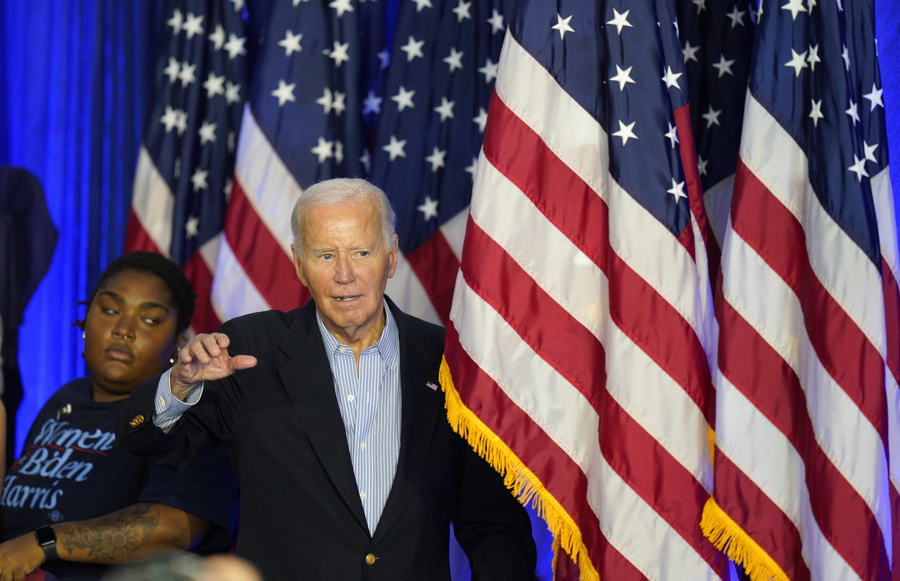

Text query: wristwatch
(35, 525), (58, 561)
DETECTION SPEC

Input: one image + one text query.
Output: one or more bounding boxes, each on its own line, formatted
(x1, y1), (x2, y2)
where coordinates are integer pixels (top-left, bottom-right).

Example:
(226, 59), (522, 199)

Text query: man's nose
(333, 255), (355, 283)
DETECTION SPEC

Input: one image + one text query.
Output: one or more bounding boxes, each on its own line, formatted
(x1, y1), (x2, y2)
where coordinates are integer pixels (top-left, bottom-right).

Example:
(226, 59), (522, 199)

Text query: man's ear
(387, 235), (399, 279)
(291, 245), (310, 288)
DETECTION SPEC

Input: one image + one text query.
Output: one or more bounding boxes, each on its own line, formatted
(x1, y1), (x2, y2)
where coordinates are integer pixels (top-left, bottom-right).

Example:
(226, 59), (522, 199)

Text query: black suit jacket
(116, 298), (535, 580)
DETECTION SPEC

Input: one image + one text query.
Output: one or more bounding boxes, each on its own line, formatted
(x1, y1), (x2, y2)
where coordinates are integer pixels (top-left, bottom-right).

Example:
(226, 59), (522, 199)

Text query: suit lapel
(276, 305), (369, 531)
(372, 299), (445, 542)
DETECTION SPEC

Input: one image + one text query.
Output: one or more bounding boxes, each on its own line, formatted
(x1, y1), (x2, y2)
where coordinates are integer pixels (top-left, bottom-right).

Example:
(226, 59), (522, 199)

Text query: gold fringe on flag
(700, 498), (790, 581)
(440, 357), (600, 581)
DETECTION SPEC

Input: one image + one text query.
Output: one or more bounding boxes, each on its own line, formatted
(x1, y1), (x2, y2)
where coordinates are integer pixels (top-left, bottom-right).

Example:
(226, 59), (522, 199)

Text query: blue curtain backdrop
(881, 0), (900, 217)
(0, 0), (273, 454)
(1, 0), (164, 453)
(2, 0), (900, 475)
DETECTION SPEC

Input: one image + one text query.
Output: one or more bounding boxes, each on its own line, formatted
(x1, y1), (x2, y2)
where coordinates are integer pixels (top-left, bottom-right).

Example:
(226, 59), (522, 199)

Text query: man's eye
(142, 317), (161, 326)
(358, 251), (369, 257)
(321, 253), (333, 260)
(102, 307), (117, 315)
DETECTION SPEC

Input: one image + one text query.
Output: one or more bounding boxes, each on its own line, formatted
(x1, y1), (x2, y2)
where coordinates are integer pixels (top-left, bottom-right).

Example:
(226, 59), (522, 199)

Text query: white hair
(291, 178), (397, 258)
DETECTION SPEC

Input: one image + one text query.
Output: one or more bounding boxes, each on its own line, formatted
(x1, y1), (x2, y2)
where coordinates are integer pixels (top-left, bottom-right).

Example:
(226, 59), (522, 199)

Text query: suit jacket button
(129, 414), (145, 427)
(365, 553), (376, 565)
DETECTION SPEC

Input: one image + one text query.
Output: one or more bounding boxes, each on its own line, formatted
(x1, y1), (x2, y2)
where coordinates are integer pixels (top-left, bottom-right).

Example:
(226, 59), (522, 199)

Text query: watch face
(36, 526), (56, 545)
(35, 526), (58, 561)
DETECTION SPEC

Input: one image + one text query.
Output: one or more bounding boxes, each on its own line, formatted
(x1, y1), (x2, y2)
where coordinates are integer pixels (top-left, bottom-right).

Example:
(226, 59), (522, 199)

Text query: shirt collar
(315, 300), (400, 371)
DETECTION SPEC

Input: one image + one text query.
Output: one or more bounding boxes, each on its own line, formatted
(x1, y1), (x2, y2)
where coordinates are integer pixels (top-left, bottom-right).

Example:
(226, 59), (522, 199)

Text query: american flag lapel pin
(426, 381), (439, 391)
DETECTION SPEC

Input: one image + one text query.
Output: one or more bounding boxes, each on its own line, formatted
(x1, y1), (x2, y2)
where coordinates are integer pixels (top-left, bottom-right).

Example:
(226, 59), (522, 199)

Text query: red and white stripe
(385, 208), (466, 325)
(126, 147), (221, 332)
(210, 104), (305, 322)
(873, 160), (900, 577)
(444, 32), (725, 580)
(127, 147), (174, 257)
(711, 93), (897, 580)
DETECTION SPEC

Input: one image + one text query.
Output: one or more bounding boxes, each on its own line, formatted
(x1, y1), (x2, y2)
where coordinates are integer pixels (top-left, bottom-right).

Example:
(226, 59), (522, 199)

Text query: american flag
(209, 0), (384, 324)
(677, 0), (754, 248)
(370, 0), (511, 325)
(440, 0), (729, 578)
(702, 0), (900, 579)
(209, 0), (510, 327)
(126, 0), (248, 332)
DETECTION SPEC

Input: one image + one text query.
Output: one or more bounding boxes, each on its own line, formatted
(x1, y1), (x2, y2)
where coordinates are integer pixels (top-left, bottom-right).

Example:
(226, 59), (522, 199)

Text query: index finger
(204, 332), (232, 354)
(182, 333), (229, 364)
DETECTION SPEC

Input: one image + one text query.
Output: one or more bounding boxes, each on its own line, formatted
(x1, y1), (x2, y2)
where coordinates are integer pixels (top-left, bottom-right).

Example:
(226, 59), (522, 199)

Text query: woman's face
(83, 269), (182, 402)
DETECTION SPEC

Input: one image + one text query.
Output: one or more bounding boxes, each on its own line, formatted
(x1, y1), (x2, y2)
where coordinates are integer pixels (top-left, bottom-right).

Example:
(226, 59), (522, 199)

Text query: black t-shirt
(0, 377), (238, 580)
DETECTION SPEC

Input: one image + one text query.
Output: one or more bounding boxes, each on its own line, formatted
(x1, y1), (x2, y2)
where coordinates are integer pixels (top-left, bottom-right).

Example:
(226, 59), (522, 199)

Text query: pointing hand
(170, 333), (257, 400)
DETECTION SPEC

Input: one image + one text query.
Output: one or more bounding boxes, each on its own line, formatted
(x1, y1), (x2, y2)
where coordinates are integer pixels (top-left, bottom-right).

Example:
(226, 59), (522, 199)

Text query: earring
(169, 347), (180, 365)
(82, 331), (86, 339)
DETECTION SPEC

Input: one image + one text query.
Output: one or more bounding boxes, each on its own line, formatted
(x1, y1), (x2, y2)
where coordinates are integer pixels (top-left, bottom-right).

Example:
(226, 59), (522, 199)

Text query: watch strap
(35, 525), (58, 561)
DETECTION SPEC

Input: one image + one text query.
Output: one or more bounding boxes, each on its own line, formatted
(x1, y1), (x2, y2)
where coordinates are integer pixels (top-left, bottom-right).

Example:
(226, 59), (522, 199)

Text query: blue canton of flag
(250, 0), (383, 183)
(127, 0), (248, 332)
(370, 0), (512, 325)
(505, 0), (700, 249)
(753, 0), (886, 260)
(677, 0), (754, 245)
(591, 1), (695, 241)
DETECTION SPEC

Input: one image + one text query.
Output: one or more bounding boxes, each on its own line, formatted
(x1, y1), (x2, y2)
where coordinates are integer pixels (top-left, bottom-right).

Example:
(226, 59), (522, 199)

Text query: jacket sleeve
(453, 445), (537, 581)
(115, 318), (250, 471)
(114, 373), (188, 467)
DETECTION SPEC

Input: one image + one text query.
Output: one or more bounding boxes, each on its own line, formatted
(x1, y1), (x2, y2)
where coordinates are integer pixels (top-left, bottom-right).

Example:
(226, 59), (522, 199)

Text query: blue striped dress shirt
(153, 303), (403, 536)
(316, 304), (401, 535)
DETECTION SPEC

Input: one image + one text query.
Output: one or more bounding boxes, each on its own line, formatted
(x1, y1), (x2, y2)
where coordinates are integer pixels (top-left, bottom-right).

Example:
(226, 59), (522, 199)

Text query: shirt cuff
(152, 368), (203, 433)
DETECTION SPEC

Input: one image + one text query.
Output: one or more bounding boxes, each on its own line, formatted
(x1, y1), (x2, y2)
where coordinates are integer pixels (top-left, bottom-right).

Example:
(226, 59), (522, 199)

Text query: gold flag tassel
(440, 357), (600, 581)
(700, 497), (790, 581)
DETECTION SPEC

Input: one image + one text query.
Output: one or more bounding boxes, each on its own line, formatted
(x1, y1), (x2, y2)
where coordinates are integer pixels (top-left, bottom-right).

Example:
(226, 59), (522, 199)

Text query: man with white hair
(116, 178), (536, 580)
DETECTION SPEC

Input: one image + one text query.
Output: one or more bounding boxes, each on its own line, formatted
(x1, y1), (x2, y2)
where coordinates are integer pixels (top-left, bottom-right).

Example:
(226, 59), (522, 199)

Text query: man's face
(292, 196), (398, 348)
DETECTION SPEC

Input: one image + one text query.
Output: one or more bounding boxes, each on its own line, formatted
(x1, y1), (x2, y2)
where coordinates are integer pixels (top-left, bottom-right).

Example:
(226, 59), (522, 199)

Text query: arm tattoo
(55, 503), (161, 563)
